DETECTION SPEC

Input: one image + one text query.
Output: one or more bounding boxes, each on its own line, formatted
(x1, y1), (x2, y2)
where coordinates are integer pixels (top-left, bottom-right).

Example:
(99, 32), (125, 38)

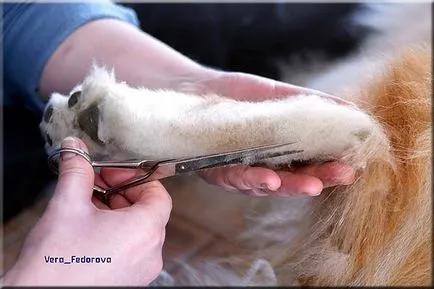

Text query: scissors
(47, 142), (303, 197)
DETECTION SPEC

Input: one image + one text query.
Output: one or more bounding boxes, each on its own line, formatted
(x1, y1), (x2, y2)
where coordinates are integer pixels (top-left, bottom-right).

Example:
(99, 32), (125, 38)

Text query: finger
(270, 81), (356, 106)
(290, 161), (356, 187)
(207, 72), (292, 101)
(108, 193), (132, 210)
(288, 87), (355, 106)
(52, 137), (95, 206)
(101, 168), (172, 224)
(100, 167), (142, 186)
(126, 180), (173, 226)
(199, 165), (281, 191)
(275, 171), (324, 196)
(208, 72), (355, 106)
(247, 72), (356, 106)
(234, 162), (355, 197)
(99, 168), (139, 209)
(91, 195), (110, 210)
(236, 171), (324, 197)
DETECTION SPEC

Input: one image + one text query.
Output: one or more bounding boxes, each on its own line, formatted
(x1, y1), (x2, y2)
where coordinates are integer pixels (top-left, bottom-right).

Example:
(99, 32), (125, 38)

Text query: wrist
(3, 258), (36, 286)
(2, 243), (72, 286)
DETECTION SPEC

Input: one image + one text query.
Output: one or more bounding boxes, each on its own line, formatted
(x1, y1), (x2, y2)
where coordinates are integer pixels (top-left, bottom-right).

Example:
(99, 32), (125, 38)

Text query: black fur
(123, 3), (371, 79)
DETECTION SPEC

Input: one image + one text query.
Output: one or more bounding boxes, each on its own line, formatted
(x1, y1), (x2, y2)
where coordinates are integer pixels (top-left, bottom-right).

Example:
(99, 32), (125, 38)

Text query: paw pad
(45, 133), (53, 146)
(77, 103), (104, 145)
(353, 129), (371, 141)
(68, 91), (81, 108)
(43, 105), (53, 123)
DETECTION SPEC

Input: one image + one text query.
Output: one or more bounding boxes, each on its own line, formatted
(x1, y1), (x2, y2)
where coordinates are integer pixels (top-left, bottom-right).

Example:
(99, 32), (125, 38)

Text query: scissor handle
(47, 148), (92, 173)
(47, 147), (158, 174)
(94, 164), (159, 196)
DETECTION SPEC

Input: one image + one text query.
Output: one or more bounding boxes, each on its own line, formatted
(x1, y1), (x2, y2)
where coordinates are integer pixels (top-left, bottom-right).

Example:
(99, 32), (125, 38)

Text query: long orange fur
(267, 47), (432, 286)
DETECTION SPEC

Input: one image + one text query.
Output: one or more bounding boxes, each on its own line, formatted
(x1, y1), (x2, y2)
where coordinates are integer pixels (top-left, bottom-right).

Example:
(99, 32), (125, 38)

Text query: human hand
(178, 70), (356, 196)
(3, 137), (172, 286)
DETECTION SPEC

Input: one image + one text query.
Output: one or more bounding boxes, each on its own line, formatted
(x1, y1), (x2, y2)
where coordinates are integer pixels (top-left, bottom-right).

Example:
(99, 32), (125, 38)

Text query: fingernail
(326, 169), (356, 186)
(260, 183), (277, 191)
(61, 136), (79, 160)
(340, 167), (356, 180)
(249, 189), (269, 197)
(308, 190), (322, 196)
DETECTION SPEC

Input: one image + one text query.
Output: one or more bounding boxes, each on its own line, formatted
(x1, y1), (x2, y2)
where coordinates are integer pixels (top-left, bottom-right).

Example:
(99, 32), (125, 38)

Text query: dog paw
(40, 67), (214, 160)
(40, 89), (102, 158)
(39, 68), (130, 160)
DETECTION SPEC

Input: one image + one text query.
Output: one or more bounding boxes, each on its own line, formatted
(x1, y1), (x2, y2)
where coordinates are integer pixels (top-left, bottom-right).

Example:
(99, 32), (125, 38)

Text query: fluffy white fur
(40, 67), (375, 169)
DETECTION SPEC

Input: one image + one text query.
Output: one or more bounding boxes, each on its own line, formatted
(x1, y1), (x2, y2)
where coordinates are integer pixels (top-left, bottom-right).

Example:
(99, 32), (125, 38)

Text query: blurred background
(124, 3), (369, 80)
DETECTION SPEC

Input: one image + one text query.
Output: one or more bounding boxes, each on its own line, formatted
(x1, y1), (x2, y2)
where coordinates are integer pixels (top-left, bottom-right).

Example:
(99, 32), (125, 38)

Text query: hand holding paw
(188, 71), (357, 196)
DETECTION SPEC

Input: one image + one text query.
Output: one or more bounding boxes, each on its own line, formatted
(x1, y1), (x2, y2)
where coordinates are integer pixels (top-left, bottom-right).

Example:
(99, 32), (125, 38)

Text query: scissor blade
(102, 142), (302, 195)
(152, 142), (303, 180)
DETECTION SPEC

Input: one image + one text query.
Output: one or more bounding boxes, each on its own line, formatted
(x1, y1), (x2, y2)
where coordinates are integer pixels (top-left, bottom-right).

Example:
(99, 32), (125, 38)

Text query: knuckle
(222, 169), (233, 187)
(237, 165), (251, 179)
(164, 193), (173, 210)
(149, 257), (164, 279)
(147, 192), (172, 212)
(156, 257), (164, 272)
(58, 166), (89, 178)
(143, 216), (166, 240)
(198, 169), (213, 181)
(141, 226), (163, 248)
(225, 165), (250, 188)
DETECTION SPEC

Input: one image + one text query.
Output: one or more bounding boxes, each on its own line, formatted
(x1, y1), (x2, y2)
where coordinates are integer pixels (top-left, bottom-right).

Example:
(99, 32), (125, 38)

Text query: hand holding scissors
(47, 141), (303, 198)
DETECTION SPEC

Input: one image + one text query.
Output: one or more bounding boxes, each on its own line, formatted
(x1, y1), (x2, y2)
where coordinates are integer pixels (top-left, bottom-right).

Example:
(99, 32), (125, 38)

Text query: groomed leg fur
(40, 67), (376, 169)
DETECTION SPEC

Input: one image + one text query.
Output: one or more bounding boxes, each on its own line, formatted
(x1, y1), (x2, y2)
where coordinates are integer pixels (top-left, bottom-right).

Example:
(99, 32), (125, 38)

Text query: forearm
(39, 19), (215, 99)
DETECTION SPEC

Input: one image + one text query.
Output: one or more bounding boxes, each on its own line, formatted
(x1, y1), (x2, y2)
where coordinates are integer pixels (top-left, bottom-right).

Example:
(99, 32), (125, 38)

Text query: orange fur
(271, 47), (432, 286)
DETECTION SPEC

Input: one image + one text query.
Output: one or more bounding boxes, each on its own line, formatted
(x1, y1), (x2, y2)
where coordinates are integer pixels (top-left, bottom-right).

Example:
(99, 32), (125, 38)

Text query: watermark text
(44, 255), (112, 265)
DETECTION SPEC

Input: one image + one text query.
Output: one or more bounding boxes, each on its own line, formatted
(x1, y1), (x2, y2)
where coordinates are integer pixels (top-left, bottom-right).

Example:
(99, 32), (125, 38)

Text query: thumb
(52, 136), (95, 205)
(124, 180), (172, 226)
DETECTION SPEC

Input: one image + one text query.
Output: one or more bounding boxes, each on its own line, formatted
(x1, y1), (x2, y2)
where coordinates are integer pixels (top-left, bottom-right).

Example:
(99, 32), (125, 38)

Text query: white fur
(41, 67), (375, 170)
